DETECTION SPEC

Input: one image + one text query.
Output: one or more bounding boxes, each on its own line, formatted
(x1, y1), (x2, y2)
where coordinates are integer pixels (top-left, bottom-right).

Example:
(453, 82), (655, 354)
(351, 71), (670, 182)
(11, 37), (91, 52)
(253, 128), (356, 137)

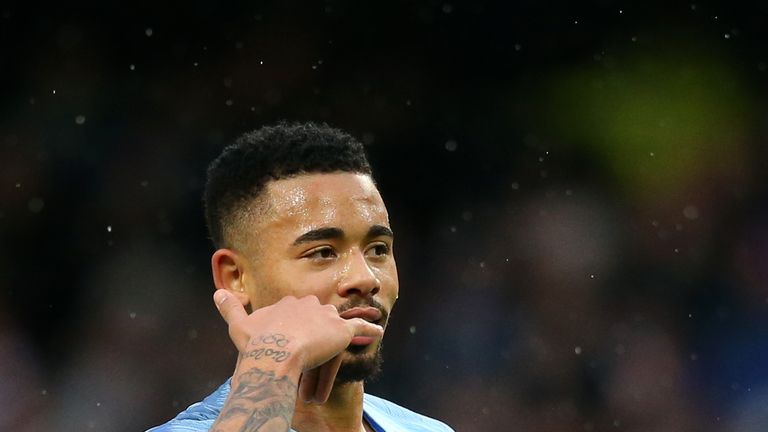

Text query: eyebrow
(367, 225), (394, 239)
(292, 225), (393, 246)
(292, 227), (344, 245)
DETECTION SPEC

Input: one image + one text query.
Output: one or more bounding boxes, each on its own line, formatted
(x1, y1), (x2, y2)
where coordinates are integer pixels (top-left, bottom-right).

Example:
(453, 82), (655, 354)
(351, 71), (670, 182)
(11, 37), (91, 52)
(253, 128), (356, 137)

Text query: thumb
(213, 289), (248, 326)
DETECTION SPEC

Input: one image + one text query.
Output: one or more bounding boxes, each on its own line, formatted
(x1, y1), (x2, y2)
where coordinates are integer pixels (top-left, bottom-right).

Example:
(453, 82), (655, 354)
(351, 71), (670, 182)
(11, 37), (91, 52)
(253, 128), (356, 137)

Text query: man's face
(238, 172), (399, 382)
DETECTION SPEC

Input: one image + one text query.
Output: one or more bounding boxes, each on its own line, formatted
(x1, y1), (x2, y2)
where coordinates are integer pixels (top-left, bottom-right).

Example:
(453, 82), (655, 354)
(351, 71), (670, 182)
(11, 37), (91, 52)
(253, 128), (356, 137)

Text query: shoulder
(363, 393), (454, 432)
(145, 381), (231, 432)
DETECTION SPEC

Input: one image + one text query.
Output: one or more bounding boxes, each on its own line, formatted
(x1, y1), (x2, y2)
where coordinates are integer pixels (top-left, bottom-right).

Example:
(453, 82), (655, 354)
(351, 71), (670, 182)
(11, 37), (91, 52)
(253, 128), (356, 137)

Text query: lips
(339, 307), (383, 324)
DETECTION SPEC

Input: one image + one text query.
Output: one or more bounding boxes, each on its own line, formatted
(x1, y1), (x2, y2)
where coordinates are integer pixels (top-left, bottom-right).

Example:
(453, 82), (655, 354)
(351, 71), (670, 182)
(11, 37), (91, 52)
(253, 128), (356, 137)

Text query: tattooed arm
(211, 334), (302, 432)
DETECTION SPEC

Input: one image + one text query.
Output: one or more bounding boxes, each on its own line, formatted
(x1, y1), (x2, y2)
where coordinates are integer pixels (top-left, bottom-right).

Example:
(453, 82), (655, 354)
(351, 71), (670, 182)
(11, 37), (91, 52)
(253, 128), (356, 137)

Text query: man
(148, 122), (453, 431)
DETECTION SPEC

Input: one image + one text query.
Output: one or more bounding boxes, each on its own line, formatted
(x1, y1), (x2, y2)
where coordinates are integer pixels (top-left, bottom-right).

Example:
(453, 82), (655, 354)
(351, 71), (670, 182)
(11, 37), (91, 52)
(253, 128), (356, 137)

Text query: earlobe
(211, 248), (250, 307)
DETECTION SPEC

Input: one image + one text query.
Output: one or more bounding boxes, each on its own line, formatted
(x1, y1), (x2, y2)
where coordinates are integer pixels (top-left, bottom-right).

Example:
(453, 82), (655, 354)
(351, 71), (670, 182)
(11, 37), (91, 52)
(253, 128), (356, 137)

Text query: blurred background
(2, 1), (768, 431)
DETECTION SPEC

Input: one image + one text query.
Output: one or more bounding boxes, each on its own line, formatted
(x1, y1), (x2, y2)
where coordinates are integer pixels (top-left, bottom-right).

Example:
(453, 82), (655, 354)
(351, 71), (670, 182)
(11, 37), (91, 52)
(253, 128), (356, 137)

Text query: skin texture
(209, 172), (399, 432)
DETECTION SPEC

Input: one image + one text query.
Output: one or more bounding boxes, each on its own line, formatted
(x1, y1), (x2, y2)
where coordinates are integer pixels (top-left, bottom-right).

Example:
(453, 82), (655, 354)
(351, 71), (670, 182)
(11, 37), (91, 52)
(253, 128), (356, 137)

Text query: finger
(213, 289), (248, 325)
(313, 355), (342, 404)
(299, 368), (319, 403)
(345, 317), (385, 339)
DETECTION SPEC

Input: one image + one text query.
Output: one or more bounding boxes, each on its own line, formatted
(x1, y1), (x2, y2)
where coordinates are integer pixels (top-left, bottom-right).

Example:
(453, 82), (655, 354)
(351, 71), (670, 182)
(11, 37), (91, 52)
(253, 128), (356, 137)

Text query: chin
(335, 344), (383, 384)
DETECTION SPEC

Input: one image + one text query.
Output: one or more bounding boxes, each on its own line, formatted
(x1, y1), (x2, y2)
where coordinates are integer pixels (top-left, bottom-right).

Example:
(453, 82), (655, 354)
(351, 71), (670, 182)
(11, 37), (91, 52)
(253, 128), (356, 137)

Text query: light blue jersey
(147, 380), (454, 432)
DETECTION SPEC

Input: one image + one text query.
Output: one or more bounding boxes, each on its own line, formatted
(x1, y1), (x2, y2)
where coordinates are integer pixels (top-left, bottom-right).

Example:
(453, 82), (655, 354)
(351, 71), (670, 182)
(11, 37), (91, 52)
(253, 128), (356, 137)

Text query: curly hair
(203, 122), (373, 248)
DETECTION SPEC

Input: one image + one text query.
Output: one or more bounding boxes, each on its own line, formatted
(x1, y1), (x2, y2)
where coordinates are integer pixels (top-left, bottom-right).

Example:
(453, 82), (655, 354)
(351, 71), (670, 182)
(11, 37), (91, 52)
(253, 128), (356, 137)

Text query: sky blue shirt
(147, 380), (454, 432)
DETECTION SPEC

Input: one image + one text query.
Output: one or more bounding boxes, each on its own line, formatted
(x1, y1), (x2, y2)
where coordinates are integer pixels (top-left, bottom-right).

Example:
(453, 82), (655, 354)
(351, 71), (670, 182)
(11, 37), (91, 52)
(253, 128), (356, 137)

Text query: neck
(292, 380), (367, 432)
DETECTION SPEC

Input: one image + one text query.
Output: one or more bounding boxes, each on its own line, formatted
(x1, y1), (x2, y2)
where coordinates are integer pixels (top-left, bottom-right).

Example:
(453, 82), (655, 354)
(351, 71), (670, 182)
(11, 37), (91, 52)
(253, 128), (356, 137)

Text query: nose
(337, 249), (380, 298)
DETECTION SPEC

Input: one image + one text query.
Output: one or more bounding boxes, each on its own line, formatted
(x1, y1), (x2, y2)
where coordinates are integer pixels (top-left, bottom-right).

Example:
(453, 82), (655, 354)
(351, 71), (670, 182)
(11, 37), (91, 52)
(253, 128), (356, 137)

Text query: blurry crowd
(2, 2), (768, 431)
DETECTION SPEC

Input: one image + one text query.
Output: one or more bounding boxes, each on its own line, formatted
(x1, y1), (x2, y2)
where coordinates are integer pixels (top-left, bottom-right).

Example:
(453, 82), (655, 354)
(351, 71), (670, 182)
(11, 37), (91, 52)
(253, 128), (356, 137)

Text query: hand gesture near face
(209, 290), (384, 431)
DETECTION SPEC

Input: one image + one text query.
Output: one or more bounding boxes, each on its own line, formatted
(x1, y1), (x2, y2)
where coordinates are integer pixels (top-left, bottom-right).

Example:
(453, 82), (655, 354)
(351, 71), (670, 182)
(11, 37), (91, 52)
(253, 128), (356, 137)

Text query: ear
(211, 248), (251, 307)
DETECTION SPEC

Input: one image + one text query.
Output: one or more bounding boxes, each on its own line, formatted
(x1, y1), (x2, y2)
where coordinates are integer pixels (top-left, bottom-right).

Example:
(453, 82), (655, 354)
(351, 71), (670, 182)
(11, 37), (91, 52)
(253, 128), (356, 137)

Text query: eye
(305, 246), (337, 261)
(365, 243), (391, 258)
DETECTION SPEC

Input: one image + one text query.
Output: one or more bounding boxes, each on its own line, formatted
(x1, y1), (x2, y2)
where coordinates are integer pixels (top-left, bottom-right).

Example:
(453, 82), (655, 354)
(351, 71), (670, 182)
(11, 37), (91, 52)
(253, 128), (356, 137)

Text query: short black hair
(203, 122), (373, 248)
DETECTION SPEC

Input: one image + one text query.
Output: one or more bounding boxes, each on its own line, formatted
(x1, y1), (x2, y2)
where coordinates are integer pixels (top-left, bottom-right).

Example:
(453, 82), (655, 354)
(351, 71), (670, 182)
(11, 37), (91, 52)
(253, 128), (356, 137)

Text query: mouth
(339, 307), (383, 324)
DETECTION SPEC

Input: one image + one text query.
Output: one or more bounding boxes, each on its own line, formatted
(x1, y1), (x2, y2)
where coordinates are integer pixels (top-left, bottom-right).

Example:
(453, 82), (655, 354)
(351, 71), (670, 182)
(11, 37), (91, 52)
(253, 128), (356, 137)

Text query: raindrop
(690, 353), (699, 360)
(405, 99), (412, 106)
(52, 89), (56, 94)
(449, 226), (457, 233)
(129, 312), (136, 319)
(649, 152), (655, 157)
(225, 99), (233, 106)
(129, 64), (135, 70)
(41, 389), (48, 395)
(15, 183), (21, 188)
(409, 326), (416, 334)
(619, 9), (623, 14)
(107, 225), (112, 233)
(589, 274), (595, 279)
(442, 3), (453, 13)
(75, 115), (86, 125)
(631, 36), (638, 42)
(510, 182), (520, 190)
(724, 33), (731, 39)
(145, 28), (153, 37)
(193, 62), (199, 67)
(96, 402), (101, 407)
(674, 248), (680, 253)
(514, 43), (521, 51)
(445, 140), (458, 152)
(575, 346), (582, 355)
(140, 180), (149, 187)
(259, 60), (264, 65)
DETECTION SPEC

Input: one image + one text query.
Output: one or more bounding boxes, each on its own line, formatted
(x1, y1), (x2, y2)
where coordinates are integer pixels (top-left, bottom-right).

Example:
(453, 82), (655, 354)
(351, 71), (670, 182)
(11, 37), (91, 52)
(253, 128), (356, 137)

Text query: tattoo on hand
(258, 333), (289, 347)
(241, 348), (291, 362)
(213, 367), (298, 432)
(241, 334), (291, 362)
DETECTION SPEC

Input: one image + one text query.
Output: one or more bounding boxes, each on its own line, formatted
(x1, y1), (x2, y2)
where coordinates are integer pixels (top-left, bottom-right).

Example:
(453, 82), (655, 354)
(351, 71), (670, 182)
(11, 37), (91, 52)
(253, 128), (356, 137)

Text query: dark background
(2, 1), (768, 431)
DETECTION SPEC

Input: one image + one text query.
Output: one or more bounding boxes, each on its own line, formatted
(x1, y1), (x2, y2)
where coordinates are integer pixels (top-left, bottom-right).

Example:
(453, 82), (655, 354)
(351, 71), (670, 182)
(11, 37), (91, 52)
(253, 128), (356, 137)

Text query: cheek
(374, 263), (399, 300)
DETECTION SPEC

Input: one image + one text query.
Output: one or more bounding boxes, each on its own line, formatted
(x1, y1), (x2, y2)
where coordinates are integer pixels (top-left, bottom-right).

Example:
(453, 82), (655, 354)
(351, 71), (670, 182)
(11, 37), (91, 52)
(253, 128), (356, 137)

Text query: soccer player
(148, 122), (453, 431)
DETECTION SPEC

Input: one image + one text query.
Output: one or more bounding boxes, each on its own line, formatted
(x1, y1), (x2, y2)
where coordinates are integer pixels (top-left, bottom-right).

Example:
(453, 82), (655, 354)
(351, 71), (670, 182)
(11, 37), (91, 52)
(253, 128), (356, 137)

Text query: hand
(213, 290), (384, 403)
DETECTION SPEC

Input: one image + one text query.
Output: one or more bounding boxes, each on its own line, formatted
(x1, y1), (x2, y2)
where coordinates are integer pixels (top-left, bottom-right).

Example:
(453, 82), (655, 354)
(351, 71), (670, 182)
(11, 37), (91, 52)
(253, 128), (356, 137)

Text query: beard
(335, 342), (384, 384)
(334, 298), (389, 384)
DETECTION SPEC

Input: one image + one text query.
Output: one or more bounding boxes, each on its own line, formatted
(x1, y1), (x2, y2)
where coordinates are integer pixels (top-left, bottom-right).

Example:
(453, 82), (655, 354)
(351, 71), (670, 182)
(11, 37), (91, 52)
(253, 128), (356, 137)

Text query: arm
(210, 291), (383, 432)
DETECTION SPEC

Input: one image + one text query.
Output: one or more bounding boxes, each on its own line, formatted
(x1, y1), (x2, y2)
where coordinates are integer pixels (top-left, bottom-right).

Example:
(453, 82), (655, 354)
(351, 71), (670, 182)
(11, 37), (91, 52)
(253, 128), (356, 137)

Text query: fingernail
(214, 290), (228, 306)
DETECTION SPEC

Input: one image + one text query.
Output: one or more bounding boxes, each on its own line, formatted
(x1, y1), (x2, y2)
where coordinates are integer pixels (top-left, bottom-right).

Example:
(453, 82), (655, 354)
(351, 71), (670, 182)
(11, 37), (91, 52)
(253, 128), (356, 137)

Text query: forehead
(260, 172), (389, 231)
